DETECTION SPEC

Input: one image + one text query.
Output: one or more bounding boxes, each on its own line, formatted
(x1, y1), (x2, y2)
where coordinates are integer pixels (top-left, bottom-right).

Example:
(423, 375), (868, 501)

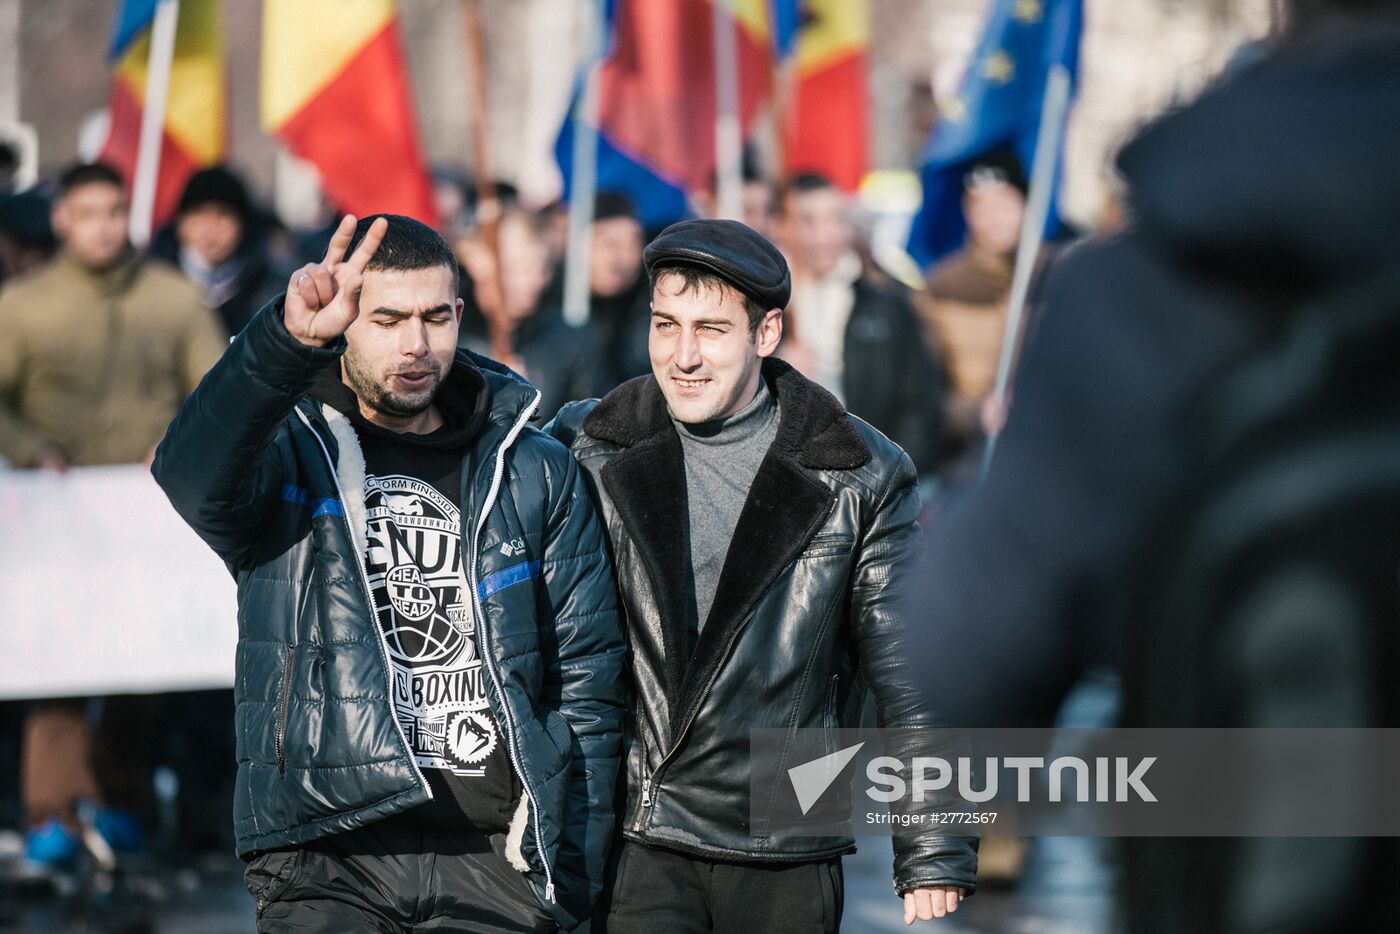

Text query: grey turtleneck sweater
(671, 379), (781, 633)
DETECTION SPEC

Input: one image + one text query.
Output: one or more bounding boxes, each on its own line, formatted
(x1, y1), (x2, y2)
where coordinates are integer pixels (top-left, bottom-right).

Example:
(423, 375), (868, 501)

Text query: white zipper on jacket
(463, 388), (558, 904)
(293, 407), (432, 799)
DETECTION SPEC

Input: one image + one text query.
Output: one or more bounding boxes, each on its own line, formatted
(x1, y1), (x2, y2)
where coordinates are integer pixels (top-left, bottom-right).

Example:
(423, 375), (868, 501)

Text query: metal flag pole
(562, 0), (605, 328)
(980, 63), (1072, 479)
(128, 0), (180, 249)
(462, 0), (514, 362)
(712, 0), (743, 220)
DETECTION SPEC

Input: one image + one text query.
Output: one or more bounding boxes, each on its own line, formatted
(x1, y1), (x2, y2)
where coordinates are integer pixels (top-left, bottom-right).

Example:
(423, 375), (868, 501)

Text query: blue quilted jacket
(153, 301), (626, 927)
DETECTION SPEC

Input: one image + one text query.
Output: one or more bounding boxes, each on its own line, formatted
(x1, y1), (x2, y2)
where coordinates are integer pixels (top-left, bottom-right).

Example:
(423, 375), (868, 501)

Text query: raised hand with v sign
(284, 214), (389, 347)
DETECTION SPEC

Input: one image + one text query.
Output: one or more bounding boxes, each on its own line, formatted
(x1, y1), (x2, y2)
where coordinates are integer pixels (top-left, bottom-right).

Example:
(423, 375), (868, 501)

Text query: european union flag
(907, 0), (1082, 269)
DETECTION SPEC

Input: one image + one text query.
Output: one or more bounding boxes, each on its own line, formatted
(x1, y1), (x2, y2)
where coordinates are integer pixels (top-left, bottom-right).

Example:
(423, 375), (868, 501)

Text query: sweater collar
(584, 356), (868, 471)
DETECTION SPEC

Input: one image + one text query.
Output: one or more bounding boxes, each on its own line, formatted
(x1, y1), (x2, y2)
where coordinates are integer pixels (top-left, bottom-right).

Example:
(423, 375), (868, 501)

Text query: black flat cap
(644, 218), (790, 310)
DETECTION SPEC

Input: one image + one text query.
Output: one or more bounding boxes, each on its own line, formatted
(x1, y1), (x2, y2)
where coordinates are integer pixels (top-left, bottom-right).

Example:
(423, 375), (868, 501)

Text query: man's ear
(454, 297), (465, 322)
(755, 308), (784, 358)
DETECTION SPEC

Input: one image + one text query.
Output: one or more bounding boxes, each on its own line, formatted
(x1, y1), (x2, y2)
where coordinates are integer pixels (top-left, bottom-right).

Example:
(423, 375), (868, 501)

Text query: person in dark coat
(549, 219), (976, 931)
(779, 173), (946, 475)
(154, 165), (290, 336)
(901, 3), (1400, 930)
(582, 191), (652, 393)
(456, 209), (600, 423)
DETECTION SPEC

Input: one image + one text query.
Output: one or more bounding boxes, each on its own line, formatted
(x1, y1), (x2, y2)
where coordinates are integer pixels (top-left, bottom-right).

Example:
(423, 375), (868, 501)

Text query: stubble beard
(343, 350), (441, 420)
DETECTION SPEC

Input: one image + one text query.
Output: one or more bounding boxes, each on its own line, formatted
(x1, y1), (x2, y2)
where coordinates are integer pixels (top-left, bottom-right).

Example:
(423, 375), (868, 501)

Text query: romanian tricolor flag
(776, 0), (870, 191)
(557, 0), (776, 231)
(261, 0), (434, 223)
(100, 0), (226, 227)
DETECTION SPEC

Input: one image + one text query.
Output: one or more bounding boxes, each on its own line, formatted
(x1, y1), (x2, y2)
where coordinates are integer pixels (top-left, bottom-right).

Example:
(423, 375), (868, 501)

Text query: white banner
(0, 465), (237, 699)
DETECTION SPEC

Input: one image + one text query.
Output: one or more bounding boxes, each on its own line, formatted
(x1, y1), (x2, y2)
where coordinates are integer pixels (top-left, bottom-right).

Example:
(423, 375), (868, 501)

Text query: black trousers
(244, 819), (556, 933)
(599, 841), (843, 934)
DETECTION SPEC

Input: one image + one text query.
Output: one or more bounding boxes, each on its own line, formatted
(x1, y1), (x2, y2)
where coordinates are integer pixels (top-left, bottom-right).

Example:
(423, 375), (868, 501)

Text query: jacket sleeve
(0, 288), (50, 467)
(851, 451), (979, 896)
(152, 298), (344, 566)
(542, 399), (598, 451)
(537, 444), (627, 924)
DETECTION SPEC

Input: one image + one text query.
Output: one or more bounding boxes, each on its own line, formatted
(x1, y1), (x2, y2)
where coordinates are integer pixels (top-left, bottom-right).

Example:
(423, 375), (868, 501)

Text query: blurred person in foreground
(922, 149), (1029, 462)
(154, 165), (290, 336)
(153, 214), (624, 931)
(779, 173), (946, 475)
(903, 2), (1400, 930)
(457, 209), (600, 422)
(548, 219), (976, 930)
(0, 162), (226, 866)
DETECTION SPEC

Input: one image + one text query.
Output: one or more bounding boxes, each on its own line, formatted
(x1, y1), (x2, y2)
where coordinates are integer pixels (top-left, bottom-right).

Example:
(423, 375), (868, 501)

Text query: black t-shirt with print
(312, 367), (521, 834)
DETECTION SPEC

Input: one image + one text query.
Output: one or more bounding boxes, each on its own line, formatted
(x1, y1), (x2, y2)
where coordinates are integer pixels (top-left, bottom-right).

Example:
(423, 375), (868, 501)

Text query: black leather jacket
(548, 359), (977, 896)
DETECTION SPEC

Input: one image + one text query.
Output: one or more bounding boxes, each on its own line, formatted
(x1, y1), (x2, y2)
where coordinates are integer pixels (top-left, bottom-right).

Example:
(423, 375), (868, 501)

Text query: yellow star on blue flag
(983, 51), (1016, 84)
(1013, 0), (1044, 25)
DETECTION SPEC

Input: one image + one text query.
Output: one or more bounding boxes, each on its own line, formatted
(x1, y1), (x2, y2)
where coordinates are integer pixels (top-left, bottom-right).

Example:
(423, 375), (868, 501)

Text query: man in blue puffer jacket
(153, 213), (626, 932)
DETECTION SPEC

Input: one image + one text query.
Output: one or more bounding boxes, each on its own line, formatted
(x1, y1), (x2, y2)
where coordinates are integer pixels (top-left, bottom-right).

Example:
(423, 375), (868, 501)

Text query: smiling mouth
(672, 376), (709, 389)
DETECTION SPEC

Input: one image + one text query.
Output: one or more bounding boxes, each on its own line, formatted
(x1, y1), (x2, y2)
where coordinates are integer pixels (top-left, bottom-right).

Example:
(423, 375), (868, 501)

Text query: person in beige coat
(922, 150), (1030, 464)
(0, 163), (226, 469)
(0, 162), (226, 866)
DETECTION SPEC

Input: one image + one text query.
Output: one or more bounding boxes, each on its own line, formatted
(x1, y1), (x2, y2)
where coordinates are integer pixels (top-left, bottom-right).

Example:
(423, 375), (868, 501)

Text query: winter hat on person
(177, 166), (251, 222)
(643, 218), (791, 311)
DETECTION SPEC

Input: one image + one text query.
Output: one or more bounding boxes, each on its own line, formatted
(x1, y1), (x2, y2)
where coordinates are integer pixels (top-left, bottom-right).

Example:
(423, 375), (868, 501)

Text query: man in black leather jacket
(548, 219), (977, 931)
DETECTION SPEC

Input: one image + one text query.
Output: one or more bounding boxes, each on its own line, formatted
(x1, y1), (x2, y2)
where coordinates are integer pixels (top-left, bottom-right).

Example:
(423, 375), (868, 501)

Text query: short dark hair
(57, 162), (124, 198)
(594, 190), (640, 224)
(786, 172), (835, 195)
(648, 263), (769, 333)
(343, 213), (459, 294)
(780, 172), (838, 218)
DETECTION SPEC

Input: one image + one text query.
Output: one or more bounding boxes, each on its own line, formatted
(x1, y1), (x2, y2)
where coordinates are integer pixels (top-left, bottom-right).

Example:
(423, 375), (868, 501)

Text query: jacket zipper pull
(545, 882), (556, 903)
(641, 779), (653, 807)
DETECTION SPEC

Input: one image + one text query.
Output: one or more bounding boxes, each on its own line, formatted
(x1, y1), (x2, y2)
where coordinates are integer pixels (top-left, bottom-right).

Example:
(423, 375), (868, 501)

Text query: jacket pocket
(275, 645), (294, 775)
(801, 534), (855, 559)
(243, 846), (305, 917)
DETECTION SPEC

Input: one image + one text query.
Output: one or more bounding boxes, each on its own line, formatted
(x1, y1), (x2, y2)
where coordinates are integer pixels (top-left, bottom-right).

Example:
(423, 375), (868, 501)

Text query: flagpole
(712, 0), (742, 220)
(562, 0), (605, 328)
(129, 0), (180, 249)
(0, 0), (19, 126)
(462, 0), (513, 363)
(981, 63), (1072, 478)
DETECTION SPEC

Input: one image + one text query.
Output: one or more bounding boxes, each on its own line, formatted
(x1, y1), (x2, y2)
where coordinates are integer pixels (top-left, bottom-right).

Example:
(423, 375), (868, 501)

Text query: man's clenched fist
(284, 214), (389, 347)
